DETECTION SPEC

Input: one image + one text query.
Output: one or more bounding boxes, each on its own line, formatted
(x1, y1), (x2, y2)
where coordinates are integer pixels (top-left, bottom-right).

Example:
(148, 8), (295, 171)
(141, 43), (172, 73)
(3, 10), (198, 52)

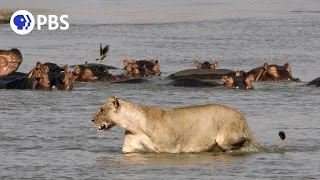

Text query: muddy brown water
(1, 0), (320, 179)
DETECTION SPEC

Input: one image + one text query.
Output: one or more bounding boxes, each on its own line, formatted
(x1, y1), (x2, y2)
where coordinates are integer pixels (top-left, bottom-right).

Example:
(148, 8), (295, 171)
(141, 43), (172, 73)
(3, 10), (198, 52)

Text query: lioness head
(92, 96), (119, 133)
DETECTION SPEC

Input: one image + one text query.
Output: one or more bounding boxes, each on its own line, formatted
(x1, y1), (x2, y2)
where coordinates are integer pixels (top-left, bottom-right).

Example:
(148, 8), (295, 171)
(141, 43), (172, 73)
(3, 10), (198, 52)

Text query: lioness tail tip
(279, 131), (286, 140)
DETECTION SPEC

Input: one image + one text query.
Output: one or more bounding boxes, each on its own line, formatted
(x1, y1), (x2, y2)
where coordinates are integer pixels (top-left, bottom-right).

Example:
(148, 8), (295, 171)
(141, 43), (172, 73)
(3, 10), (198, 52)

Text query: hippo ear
(213, 60), (218, 66)
(63, 65), (68, 73)
(284, 62), (292, 74)
(123, 59), (129, 66)
(267, 66), (279, 79)
(210, 60), (218, 70)
(151, 59), (158, 64)
(194, 60), (202, 68)
(36, 61), (42, 67)
(263, 62), (269, 69)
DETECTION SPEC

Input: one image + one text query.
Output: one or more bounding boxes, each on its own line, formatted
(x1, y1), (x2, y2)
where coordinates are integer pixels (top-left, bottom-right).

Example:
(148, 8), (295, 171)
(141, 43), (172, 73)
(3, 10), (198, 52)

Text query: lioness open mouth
(98, 124), (107, 131)
(97, 124), (114, 132)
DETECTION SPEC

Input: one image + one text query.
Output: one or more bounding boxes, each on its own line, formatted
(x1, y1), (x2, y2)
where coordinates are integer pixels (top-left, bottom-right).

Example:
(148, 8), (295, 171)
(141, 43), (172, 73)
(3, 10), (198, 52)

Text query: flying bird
(96, 43), (109, 62)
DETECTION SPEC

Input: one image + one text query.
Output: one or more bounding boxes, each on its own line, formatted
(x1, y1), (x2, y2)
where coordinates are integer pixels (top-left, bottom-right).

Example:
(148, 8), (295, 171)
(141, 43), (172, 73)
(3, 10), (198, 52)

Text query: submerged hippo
(27, 61), (75, 90)
(72, 65), (131, 83)
(221, 74), (255, 90)
(0, 72), (51, 90)
(246, 62), (300, 82)
(112, 78), (151, 84)
(123, 59), (160, 77)
(49, 65), (75, 90)
(168, 69), (237, 80)
(71, 62), (118, 71)
(307, 77), (320, 87)
(168, 78), (221, 87)
(0, 48), (23, 77)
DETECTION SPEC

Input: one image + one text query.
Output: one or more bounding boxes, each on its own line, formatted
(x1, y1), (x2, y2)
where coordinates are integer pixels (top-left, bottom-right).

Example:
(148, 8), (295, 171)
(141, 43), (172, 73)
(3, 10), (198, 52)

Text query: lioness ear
(108, 96), (119, 110)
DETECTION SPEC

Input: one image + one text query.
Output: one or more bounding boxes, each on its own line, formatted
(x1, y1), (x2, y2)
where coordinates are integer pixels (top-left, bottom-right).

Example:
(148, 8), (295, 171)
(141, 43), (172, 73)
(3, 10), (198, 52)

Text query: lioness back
(166, 104), (244, 125)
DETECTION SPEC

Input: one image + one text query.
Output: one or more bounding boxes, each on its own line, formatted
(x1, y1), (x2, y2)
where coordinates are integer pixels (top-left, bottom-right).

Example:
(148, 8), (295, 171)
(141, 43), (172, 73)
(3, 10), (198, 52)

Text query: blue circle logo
(10, 10), (35, 35)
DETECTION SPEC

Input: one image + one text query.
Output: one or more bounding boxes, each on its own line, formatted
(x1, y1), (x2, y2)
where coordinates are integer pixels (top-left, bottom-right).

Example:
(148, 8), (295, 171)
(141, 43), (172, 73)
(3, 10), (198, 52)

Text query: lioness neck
(115, 100), (150, 134)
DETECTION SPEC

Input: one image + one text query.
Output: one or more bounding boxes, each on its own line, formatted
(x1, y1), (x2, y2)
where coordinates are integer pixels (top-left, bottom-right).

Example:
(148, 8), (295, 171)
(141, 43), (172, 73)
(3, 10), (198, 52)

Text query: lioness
(92, 96), (286, 153)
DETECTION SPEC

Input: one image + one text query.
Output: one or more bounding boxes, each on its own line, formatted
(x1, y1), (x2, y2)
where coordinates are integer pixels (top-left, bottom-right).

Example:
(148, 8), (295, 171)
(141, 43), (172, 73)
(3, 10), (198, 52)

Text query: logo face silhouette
(10, 10), (35, 35)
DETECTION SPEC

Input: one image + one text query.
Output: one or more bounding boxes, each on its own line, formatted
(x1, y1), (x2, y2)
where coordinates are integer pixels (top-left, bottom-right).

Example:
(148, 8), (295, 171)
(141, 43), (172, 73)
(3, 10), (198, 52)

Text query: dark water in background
(1, 0), (320, 179)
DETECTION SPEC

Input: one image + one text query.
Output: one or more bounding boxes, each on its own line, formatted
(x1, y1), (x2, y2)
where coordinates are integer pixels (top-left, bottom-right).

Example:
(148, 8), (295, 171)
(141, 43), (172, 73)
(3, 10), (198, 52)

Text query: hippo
(70, 62), (112, 82)
(72, 65), (131, 83)
(112, 78), (151, 84)
(26, 61), (74, 90)
(167, 69), (237, 80)
(0, 72), (51, 90)
(0, 48), (23, 77)
(194, 60), (219, 70)
(28, 61), (46, 78)
(73, 66), (98, 82)
(246, 62), (300, 82)
(307, 77), (320, 87)
(123, 59), (160, 77)
(168, 78), (221, 87)
(43, 62), (64, 73)
(49, 65), (75, 90)
(71, 62), (118, 71)
(221, 74), (255, 90)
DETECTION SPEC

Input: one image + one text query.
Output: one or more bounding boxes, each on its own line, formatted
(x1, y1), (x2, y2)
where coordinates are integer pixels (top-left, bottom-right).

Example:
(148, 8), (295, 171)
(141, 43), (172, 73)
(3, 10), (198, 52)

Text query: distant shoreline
(0, 10), (14, 24)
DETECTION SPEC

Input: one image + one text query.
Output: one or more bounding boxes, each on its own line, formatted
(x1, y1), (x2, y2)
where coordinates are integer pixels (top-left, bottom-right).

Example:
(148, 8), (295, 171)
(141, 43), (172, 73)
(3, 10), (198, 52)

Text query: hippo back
(168, 69), (236, 80)
(307, 77), (320, 87)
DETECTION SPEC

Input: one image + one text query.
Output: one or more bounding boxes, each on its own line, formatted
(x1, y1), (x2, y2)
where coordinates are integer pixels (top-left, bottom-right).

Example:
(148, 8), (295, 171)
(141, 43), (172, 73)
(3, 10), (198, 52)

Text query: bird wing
(103, 45), (109, 55)
(100, 43), (103, 55)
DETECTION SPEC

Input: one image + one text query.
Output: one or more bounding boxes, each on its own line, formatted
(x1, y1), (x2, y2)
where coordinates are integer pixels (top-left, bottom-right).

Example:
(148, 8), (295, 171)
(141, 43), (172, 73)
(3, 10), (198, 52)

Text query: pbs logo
(10, 10), (69, 35)
(10, 10), (35, 35)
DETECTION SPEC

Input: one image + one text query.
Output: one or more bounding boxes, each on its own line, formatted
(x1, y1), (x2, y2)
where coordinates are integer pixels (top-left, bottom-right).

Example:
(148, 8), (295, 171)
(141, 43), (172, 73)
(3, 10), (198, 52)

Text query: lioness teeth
(98, 124), (106, 130)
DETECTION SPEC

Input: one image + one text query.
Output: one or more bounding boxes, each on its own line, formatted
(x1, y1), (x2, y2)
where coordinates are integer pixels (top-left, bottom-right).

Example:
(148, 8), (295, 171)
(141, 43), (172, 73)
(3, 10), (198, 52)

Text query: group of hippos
(0, 48), (319, 91)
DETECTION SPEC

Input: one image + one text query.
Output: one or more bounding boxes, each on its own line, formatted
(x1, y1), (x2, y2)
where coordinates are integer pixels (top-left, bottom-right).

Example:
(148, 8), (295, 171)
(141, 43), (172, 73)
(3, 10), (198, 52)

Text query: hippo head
(33, 69), (42, 78)
(70, 65), (81, 82)
(194, 60), (218, 70)
(245, 74), (255, 89)
(61, 65), (74, 90)
(129, 67), (143, 77)
(73, 65), (81, 76)
(221, 75), (234, 88)
(79, 68), (98, 82)
(36, 72), (51, 90)
(35, 61), (42, 69)
(0, 48), (23, 76)
(151, 59), (160, 74)
(123, 59), (137, 72)
(40, 64), (50, 73)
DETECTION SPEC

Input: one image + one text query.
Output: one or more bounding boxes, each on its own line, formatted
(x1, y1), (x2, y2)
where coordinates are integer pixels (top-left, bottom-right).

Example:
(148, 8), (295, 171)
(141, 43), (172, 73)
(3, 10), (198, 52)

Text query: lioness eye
(99, 106), (104, 112)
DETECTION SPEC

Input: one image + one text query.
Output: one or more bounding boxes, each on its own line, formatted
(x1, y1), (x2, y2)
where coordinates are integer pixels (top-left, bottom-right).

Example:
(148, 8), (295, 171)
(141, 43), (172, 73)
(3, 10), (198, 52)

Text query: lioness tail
(243, 119), (286, 152)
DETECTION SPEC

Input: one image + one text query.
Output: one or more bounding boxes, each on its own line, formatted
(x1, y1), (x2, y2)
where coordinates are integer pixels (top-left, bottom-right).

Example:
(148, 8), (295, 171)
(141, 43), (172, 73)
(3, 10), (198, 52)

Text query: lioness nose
(91, 119), (94, 122)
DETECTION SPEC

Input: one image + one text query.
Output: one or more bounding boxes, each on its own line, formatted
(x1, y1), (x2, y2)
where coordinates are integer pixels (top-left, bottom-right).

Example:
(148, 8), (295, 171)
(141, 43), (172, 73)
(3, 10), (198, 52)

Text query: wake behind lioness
(92, 96), (286, 153)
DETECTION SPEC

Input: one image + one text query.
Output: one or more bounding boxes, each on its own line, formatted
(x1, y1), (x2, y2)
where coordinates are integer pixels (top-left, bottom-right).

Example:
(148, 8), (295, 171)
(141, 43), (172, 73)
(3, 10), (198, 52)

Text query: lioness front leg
(122, 131), (160, 153)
